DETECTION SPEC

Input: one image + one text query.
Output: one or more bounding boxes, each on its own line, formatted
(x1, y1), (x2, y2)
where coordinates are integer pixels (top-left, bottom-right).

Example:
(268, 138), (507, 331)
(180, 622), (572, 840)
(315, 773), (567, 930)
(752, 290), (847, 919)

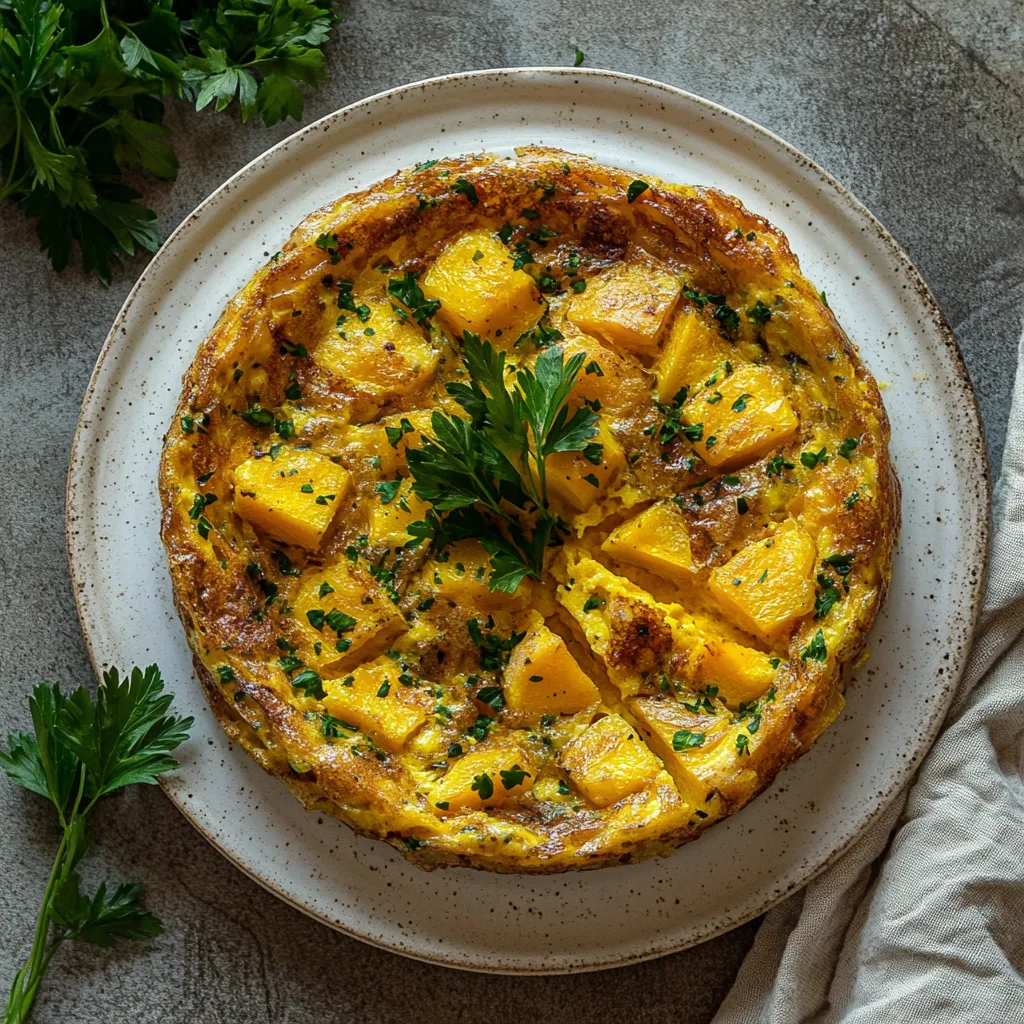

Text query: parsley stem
(5, 829), (68, 1024)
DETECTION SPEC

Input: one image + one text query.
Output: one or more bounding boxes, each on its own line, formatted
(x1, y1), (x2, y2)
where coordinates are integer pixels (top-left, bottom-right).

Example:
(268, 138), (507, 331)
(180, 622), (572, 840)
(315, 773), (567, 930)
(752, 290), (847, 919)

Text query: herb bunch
(0, 0), (339, 283)
(0, 665), (192, 1024)
(406, 331), (602, 593)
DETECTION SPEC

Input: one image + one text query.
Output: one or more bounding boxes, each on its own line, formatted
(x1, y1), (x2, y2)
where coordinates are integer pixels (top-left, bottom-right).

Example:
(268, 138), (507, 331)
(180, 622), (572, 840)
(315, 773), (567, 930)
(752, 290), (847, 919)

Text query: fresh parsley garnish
(0, 666), (191, 1021)
(0, 0), (339, 282)
(405, 333), (600, 592)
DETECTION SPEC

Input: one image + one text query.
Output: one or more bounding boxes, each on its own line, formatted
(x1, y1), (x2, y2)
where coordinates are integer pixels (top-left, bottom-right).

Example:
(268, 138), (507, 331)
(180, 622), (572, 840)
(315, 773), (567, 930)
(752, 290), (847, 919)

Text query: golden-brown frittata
(159, 147), (899, 872)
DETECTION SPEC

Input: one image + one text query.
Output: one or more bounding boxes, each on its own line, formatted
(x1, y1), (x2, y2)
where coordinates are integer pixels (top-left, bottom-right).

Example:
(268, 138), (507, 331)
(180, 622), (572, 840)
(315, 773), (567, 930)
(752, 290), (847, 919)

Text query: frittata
(159, 147), (899, 872)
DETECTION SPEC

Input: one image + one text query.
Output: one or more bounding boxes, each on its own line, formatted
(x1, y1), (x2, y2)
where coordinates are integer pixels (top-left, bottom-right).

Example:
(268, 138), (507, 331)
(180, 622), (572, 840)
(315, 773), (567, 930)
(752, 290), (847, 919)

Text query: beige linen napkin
(713, 329), (1024, 1023)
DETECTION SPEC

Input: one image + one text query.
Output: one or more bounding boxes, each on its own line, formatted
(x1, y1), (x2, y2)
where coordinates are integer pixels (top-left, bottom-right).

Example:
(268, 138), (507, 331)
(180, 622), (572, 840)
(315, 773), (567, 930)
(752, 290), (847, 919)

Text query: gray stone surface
(0, 1), (1020, 1020)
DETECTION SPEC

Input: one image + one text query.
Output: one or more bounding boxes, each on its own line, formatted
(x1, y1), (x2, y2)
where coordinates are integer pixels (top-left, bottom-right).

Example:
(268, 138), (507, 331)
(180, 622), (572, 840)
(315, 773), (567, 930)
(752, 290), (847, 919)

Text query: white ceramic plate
(67, 68), (989, 973)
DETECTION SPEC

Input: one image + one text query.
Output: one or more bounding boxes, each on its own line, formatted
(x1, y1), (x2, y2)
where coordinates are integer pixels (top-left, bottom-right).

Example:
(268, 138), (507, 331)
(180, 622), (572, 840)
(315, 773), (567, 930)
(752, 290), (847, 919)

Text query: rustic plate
(66, 68), (989, 973)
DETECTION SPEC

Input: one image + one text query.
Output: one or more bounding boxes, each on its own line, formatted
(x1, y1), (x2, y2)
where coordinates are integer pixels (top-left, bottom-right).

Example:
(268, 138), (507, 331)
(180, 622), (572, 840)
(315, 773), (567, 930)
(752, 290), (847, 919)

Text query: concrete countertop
(1, 1), (1020, 1020)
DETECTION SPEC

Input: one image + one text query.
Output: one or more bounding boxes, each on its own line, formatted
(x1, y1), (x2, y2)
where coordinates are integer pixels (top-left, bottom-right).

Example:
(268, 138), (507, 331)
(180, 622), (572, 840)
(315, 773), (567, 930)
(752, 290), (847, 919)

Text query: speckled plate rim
(66, 67), (990, 974)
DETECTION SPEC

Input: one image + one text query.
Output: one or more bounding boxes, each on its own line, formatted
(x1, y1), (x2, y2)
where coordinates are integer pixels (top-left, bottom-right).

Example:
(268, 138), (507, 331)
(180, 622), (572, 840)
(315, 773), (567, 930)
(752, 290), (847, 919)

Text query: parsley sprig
(0, 0), (340, 283)
(406, 332), (601, 592)
(0, 665), (192, 1023)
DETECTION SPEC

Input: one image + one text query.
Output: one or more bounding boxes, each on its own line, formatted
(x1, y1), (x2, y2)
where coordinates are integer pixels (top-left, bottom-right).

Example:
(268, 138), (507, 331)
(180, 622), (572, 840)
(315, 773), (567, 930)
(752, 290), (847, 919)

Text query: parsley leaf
(500, 764), (531, 789)
(406, 333), (599, 592)
(471, 772), (495, 800)
(800, 629), (828, 662)
(387, 272), (441, 324)
(0, 665), (190, 1020)
(451, 177), (479, 205)
(672, 729), (705, 751)
(1, 0), (339, 282)
(627, 180), (650, 203)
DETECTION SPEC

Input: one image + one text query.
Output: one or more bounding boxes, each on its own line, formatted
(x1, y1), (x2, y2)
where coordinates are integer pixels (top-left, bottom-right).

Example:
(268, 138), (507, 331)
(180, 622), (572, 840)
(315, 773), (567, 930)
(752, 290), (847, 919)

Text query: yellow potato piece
(232, 448), (350, 550)
(418, 539), (531, 609)
(338, 410), (433, 477)
(422, 229), (542, 344)
(559, 333), (652, 417)
(629, 697), (734, 806)
(694, 639), (777, 705)
(567, 261), (680, 355)
(546, 422), (625, 512)
(602, 500), (695, 579)
(655, 312), (733, 403)
(429, 746), (534, 813)
(322, 657), (426, 753)
(289, 564), (403, 669)
(685, 363), (799, 470)
(560, 714), (663, 808)
(709, 520), (816, 643)
(368, 480), (431, 550)
(316, 297), (438, 397)
(504, 622), (601, 715)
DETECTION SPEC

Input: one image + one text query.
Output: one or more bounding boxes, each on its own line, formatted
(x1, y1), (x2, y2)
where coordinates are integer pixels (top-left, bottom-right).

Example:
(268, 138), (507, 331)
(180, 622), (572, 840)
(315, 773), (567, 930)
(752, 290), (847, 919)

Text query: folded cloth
(713, 328), (1024, 1023)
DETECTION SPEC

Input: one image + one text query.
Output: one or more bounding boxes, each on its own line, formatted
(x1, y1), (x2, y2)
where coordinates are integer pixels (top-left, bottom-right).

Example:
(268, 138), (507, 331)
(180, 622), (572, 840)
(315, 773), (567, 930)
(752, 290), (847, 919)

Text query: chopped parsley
(291, 669), (325, 700)
(375, 478), (403, 505)
(387, 272), (441, 324)
(470, 772), (495, 800)
(800, 629), (828, 662)
(451, 177), (479, 205)
(626, 179), (650, 203)
(672, 729), (705, 751)
(499, 764), (531, 789)
(748, 300), (772, 325)
(800, 447), (829, 470)
(838, 436), (859, 460)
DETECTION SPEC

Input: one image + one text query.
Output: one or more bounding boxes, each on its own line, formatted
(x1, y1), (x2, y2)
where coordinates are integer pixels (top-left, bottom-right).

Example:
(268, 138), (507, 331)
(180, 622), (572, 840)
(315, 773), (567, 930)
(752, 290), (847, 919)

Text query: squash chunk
(709, 520), (816, 643)
(339, 410), (432, 477)
(560, 714), (662, 808)
(655, 312), (732, 403)
(422, 229), (542, 344)
(289, 564), (404, 669)
(233, 449), (350, 550)
(322, 657), (426, 752)
(601, 500), (695, 579)
(429, 746), (533, 813)
(546, 422), (625, 512)
(685, 363), (799, 470)
(629, 697), (733, 806)
(504, 623), (601, 715)
(559, 333), (651, 418)
(418, 539), (530, 609)
(316, 297), (438, 397)
(368, 480), (431, 550)
(567, 261), (680, 355)
(694, 639), (777, 705)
